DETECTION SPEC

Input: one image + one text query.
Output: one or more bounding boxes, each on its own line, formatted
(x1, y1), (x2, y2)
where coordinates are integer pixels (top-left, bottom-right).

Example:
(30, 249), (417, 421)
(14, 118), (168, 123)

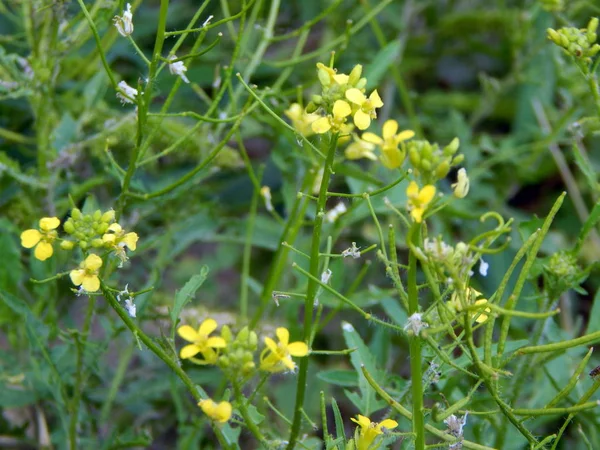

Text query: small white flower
(116, 81), (138, 105)
(325, 202), (347, 223)
(452, 168), (470, 198)
(124, 297), (136, 318)
(202, 15), (214, 28)
(479, 258), (489, 277)
(113, 3), (134, 37)
(444, 412), (468, 439)
(168, 55), (190, 84)
(116, 284), (130, 302)
(261, 186), (274, 212)
(404, 313), (428, 336)
(342, 242), (361, 259)
(321, 268), (332, 284)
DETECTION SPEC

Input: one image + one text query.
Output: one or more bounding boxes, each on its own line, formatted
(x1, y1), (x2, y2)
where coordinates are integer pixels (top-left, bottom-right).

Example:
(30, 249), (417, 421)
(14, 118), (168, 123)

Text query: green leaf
(170, 266), (209, 330)
(0, 385), (36, 407)
(572, 143), (599, 193)
(317, 369), (358, 387)
(331, 397), (347, 447)
(586, 288), (600, 335)
(342, 322), (387, 415)
(0, 219), (23, 296)
(364, 41), (401, 89)
(576, 200), (600, 252)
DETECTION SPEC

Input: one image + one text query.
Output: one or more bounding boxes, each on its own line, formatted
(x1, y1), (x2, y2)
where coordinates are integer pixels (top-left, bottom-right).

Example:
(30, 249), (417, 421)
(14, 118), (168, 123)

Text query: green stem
(287, 134), (338, 450)
(587, 73), (600, 117)
(407, 224), (425, 450)
(116, 0), (169, 219)
(69, 296), (97, 450)
(232, 381), (270, 448)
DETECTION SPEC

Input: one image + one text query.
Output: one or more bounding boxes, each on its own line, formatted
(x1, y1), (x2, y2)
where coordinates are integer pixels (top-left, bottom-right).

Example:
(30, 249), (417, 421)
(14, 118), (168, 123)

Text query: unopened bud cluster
(408, 138), (463, 183)
(218, 326), (258, 377)
(62, 208), (114, 250)
(306, 63), (366, 115)
(547, 18), (600, 64)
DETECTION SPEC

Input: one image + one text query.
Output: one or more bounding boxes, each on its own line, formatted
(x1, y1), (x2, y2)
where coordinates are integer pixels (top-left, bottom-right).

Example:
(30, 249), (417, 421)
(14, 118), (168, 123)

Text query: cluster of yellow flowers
(177, 319), (309, 423)
(284, 61), (469, 224)
(350, 414), (398, 450)
(20, 209), (138, 292)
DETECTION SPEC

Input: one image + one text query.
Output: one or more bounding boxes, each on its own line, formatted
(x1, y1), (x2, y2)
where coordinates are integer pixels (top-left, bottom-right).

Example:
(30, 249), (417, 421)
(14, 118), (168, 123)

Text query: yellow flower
(345, 135), (377, 161)
(177, 319), (227, 364)
(198, 399), (232, 423)
(284, 103), (319, 137)
(362, 120), (415, 169)
(312, 100), (352, 134)
(450, 288), (491, 324)
(20, 217), (61, 261)
(406, 181), (436, 223)
(316, 62), (349, 87)
(69, 254), (103, 292)
(452, 168), (470, 198)
(344, 88), (383, 130)
(351, 414), (398, 450)
(102, 223), (138, 250)
(260, 327), (308, 373)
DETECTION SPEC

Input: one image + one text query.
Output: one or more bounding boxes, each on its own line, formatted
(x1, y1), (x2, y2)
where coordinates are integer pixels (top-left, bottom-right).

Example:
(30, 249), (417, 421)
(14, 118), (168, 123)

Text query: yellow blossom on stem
(450, 288), (491, 324)
(177, 319), (227, 364)
(102, 222), (138, 266)
(316, 62), (349, 87)
(362, 120), (415, 169)
(284, 103), (319, 137)
(70, 254), (103, 292)
(20, 217), (61, 261)
(260, 327), (308, 373)
(198, 398), (232, 423)
(345, 135), (377, 161)
(312, 100), (352, 134)
(406, 181), (436, 223)
(344, 88), (383, 130)
(351, 414), (398, 450)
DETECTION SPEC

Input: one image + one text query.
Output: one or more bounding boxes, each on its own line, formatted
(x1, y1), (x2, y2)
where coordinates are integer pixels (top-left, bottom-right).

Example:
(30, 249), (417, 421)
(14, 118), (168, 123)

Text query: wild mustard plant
(4, 2), (600, 449)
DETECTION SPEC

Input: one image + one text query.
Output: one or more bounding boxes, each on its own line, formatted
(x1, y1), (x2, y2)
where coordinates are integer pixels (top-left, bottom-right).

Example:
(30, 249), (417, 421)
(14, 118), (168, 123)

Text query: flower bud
(79, 240), (88, 250)
(435, 160), (450, 179)
(102, 210), (115, 223)
(64, 220), (75, 234)
(71, 208), (82, 220)
(91, 238), (104, 248)
(348, 64), (363, 86)
(60, 240), (75, 250)
(444, 137), (460, 155)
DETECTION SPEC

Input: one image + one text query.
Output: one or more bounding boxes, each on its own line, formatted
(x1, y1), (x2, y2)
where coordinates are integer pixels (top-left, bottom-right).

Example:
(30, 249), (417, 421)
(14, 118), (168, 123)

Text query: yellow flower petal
(82, 275), (100, 292)
(276, 327), (289, 346)
(34, 241), (54, 261)
(354, 110), (370, 130)
(108, 223), (123, 233)
(122, 232), (138, 250)
(214, 401), (232, 423)
(333, 73), (349, 85)
(312, 117), (331, 134)
(103, 234), (116, 244)
(396, 129), (415, 143)
(352, 414), (371, 428)
(287, 341), (309, 357)
(84, 254), (103, 271)
(411, 207), (425, 223)
(264, 336), (278, 353)
(361, 132), (383, 145)
(199, 318), (218, 336)
(180, 344), (201, 359)
(418, 185), (436, 204)
(206, 336), (227, 348)
(281, 356), (296, 370)
(382, 120), (398, 139)
(177, 325), (199, 342)
(20, 229), (41, 248)
(333, 100), (351, 118)
(70, 269), (85, 286)
(39, 217), (60, 231)
(368, 89), (383, 108)
(345, 88), (366, 105)
(378, 419), (398, 430)
(380, 148), (403, 169)
(407, 181), (419, 198)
